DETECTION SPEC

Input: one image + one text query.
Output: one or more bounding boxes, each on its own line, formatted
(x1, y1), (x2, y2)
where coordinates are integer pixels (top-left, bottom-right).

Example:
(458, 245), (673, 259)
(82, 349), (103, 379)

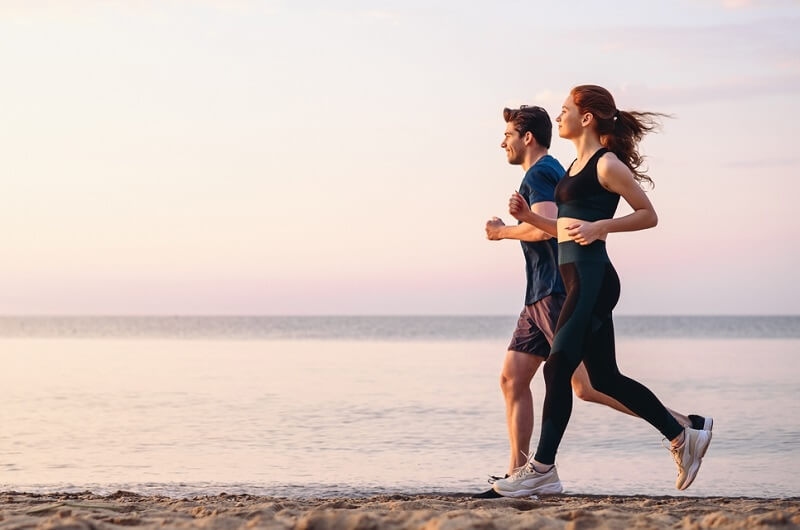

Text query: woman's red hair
(571, 85), (669, 187)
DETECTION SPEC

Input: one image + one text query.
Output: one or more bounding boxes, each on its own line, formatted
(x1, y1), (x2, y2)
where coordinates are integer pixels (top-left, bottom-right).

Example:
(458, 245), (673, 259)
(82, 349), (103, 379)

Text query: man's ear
(523, 130), (534, 146)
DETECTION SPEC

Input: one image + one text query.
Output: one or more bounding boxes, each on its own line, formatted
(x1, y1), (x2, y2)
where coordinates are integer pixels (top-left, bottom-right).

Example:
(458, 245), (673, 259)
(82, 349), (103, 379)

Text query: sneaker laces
(662, 438), (683, 472)
(488, 450), (530, 483)
(507, 451), (536, 479)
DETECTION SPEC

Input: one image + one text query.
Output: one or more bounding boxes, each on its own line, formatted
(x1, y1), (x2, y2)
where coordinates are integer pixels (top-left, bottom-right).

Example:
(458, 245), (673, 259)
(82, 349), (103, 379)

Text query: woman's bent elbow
(644, 210), (658, 228)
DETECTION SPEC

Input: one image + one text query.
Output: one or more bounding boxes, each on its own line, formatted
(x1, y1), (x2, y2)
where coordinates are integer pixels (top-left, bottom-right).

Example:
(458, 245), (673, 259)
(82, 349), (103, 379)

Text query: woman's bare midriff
(556, 216), (608, 243)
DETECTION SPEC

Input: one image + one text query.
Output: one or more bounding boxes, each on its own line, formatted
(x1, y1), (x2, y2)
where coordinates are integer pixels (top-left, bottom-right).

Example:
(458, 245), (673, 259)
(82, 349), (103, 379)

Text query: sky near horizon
(1, 0), (798, 315)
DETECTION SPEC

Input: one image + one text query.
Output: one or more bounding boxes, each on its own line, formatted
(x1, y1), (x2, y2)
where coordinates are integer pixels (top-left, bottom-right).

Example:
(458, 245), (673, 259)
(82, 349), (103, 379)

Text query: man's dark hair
(503, 105), (552, 149)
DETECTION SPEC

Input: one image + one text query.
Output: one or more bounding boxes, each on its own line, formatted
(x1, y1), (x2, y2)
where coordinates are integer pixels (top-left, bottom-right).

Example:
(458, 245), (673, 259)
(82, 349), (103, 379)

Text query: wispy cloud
(530, 14), (800, 109)
(574, 15), (800, 108)
(722, 157), (800, 169)
(615, 73), (800, 107)
(531, 71), (799, 115)
(0, 0), (281, 18)
(706, 0), (800, 9)
(308, 6), (406, 25)
(598, 16), (799, 62)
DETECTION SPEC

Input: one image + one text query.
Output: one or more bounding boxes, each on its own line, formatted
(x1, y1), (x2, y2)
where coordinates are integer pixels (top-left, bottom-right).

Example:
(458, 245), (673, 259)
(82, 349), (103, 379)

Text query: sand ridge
(0, 491), (798, 530)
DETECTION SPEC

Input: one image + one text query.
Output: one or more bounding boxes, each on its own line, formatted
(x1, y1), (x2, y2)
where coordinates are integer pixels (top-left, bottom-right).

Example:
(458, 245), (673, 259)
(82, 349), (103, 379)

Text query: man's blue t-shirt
(518, 155), (566, 305)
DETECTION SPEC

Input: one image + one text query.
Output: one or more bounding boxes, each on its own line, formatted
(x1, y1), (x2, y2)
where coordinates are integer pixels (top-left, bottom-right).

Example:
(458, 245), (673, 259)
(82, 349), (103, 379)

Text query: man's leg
(500, 350), (545, 473)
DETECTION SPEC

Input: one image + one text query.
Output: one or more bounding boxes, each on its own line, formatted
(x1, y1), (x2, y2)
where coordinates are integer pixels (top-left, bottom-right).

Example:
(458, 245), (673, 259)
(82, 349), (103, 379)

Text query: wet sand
(1, 491), (798, 530)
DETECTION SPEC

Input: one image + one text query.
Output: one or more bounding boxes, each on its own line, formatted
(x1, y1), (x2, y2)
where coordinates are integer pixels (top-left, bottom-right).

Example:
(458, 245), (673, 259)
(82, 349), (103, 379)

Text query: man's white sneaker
(492, 462), (563, 497)
(670, 427), (712, 490)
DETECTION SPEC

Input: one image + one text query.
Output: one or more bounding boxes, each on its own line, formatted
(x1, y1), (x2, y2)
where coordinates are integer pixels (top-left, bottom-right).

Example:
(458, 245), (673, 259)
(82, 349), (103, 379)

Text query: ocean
(1, 316), (798, 499)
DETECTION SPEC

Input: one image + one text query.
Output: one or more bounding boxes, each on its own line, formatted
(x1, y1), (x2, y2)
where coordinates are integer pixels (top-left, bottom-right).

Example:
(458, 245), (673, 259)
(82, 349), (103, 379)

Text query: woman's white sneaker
(670, 427), (712, 490)
(688, 414), (714, 431)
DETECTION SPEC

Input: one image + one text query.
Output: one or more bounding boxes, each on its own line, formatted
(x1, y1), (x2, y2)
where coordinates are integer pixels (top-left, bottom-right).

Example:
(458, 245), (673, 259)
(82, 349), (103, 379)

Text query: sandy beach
(0, 491), (797, 530)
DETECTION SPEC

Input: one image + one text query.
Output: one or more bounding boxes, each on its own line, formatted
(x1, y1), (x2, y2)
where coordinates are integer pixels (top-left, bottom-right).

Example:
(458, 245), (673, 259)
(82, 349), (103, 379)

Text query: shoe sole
(678, 431), (712, 490)
(472, 488), (504, 499)
(704, 417), (714, 431)
(492, 482), (563, 497)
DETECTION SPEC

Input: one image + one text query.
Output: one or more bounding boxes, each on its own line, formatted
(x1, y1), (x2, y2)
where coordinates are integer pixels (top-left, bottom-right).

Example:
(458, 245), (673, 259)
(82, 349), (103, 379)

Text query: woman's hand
(565, 220), (607, 245)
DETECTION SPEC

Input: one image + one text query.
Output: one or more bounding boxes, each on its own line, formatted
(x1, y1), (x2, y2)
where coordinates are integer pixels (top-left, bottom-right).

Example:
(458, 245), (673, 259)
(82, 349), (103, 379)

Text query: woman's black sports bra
(555, 148), (620, 222)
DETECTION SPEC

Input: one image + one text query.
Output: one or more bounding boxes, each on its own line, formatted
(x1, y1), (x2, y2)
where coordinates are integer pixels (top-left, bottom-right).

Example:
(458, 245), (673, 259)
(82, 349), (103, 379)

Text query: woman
(492, 85), (712, 497)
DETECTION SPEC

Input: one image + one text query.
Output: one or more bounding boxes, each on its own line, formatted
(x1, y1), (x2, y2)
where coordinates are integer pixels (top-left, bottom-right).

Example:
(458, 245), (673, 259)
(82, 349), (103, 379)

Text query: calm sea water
(1, 316), (798, 499)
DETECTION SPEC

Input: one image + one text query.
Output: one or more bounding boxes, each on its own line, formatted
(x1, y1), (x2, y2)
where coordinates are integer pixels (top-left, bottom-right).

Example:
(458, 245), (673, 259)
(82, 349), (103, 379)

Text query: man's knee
(500, 352), (541, 395)
(542, 353), (576, 385)
(500, 370), (531, 396)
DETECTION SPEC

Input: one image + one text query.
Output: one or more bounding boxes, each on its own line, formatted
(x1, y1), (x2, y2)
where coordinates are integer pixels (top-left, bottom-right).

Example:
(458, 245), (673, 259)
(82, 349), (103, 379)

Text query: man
(478, 106), (711, 498)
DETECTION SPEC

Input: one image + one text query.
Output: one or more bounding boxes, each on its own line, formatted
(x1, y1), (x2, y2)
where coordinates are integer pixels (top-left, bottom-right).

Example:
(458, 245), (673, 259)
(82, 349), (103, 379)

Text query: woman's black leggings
(533, 240), (684, 465)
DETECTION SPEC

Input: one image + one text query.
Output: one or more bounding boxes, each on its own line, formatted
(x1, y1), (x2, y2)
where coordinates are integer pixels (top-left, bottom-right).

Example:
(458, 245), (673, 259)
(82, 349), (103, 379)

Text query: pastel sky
(2, 0), (798, 315)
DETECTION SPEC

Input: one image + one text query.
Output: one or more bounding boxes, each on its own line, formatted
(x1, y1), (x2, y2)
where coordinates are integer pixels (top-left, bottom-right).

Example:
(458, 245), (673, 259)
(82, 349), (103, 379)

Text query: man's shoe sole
(492, 482), (563, 497)
(472, 488), (504, 499)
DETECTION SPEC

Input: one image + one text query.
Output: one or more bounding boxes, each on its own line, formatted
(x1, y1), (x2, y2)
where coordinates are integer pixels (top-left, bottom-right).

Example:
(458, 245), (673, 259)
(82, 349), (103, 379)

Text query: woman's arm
(565, 153), (657, 245)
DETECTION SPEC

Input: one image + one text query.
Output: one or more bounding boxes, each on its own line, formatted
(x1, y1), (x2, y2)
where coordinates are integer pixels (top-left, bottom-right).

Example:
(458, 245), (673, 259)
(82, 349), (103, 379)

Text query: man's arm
(508, 195), (559, 237)
(486, 201), (557, 242)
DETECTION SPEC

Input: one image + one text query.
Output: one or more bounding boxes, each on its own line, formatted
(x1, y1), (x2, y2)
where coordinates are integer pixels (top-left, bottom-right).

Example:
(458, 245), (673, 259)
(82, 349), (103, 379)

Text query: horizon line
(0, 314), (797, 318)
